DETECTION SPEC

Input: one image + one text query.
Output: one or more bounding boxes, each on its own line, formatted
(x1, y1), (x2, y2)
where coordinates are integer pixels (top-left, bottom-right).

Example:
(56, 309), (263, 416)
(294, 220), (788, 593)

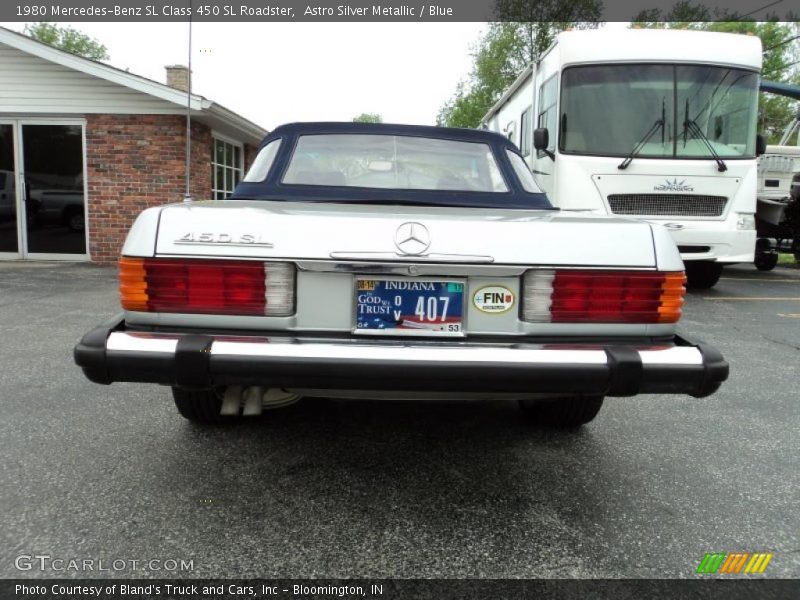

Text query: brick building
(0, 27), (267, 263)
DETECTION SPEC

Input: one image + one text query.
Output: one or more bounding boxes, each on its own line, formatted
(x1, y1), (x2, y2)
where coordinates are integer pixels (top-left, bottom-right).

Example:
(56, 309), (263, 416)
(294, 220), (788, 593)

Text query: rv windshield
(560, 64), (759, 159)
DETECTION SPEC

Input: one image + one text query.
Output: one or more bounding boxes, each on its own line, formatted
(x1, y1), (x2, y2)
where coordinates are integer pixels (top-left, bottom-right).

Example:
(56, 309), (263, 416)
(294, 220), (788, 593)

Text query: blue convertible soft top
(230, 122), (554, 210)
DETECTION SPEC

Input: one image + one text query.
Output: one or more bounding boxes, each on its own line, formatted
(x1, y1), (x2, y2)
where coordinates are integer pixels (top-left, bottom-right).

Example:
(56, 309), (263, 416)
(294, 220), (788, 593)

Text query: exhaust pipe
(243, 386), (264, 416)
(220, 386), (243, 416)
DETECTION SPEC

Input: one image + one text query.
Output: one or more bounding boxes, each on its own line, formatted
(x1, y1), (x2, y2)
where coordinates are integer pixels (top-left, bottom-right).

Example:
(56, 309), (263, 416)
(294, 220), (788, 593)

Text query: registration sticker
(355, 277), (465, 337)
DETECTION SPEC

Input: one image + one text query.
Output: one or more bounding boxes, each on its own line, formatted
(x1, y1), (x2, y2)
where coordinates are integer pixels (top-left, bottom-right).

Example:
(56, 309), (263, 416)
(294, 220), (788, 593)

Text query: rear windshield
(281, 134), (509, 193)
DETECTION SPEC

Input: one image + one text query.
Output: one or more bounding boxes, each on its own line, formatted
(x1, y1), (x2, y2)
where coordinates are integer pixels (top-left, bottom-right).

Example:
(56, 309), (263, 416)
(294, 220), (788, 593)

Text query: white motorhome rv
(482, 29), (763, 288)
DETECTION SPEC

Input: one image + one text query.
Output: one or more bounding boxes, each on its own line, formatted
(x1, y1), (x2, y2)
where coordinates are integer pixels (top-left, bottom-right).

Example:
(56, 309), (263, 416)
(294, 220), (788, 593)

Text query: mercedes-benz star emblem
(394, 222), (431, 256)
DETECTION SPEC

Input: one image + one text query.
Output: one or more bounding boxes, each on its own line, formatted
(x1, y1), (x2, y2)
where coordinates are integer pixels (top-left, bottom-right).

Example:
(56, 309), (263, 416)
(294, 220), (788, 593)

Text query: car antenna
(183, 0), (194, 204)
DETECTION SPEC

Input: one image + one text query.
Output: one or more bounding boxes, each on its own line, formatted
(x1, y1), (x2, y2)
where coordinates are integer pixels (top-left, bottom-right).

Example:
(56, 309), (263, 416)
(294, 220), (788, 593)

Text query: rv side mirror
(533, 128), (549, 151)
(533, 128), (555, 160)
(755, 134), (766, 156)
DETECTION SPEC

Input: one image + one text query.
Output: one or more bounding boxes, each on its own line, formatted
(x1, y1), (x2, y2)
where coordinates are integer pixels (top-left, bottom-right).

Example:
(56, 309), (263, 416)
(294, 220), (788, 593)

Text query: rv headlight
(736, 214), (756, 230)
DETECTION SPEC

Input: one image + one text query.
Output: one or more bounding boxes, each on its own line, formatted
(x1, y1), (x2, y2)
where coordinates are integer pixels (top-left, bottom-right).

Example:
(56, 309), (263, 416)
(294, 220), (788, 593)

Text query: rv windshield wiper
(618, 100), (666, 170)
(681, 99), (727, 172)
(682, 118), (728, 172)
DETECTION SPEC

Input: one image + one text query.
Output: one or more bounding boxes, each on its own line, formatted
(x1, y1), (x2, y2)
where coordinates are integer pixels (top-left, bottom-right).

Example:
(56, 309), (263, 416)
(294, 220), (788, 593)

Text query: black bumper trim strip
(175, 335), (214, 388)
(604, 347), (643, 397)
(693, 342), (730, 398)
(72, 314), (124, 385)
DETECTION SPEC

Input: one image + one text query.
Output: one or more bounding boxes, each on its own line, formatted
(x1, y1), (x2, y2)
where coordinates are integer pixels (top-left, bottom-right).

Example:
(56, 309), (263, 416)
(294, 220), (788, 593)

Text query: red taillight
(522, 270), (685, 324)
(119, 258), (294, 316)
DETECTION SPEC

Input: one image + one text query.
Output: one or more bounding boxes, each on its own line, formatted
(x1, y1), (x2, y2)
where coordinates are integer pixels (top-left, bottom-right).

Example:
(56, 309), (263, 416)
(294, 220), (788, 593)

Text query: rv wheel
(755, 252), (778, 271)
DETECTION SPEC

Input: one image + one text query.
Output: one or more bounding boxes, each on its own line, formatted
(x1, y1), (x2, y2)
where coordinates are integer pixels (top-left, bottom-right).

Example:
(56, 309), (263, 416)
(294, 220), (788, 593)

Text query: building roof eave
(0, 26), (268, 145)
(0, 27), (209, 110)
(203, 102), (268, 145)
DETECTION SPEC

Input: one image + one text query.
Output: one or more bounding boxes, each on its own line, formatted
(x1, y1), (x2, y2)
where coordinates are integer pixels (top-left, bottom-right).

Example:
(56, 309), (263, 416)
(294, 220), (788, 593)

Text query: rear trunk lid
(151, 200), (656, 267)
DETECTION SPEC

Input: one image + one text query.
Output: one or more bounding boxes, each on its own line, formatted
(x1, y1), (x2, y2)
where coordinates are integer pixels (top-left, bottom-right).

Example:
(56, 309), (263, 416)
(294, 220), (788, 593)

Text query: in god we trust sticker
(473, 286), (515, 314)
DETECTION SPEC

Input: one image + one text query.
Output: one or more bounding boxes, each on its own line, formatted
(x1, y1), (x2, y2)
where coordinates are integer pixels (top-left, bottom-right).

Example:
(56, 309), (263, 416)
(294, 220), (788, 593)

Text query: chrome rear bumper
(74, 316), (728, 398)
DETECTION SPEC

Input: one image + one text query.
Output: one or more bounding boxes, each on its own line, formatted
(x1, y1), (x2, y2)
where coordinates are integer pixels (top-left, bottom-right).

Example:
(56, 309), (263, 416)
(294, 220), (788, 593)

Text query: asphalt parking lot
(1, 261), (798, 579)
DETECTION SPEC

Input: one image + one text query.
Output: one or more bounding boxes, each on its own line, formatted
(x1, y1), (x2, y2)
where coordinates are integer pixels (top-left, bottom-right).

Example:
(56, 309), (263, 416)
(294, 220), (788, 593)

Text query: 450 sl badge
(175, 232), (274, 248)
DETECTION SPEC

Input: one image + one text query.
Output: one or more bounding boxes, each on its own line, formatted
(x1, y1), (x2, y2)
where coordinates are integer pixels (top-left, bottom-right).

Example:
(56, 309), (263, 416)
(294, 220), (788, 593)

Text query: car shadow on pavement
(137, 398), (640, 577)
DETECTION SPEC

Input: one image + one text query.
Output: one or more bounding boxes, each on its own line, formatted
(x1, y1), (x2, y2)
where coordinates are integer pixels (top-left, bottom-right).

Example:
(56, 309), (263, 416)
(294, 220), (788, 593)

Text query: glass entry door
(0, 121), (87, 259)
(20, 123), (87, 256)
(0, 123), (19, 254)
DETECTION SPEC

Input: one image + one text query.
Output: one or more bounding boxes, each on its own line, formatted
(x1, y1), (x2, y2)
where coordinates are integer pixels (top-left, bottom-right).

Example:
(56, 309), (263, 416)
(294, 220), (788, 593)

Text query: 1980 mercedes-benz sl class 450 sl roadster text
(74, 123), (728, 427)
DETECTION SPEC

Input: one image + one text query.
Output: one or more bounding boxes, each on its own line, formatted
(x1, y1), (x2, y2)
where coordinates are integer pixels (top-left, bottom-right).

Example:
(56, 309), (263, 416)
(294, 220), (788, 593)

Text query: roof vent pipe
(182, 2), (193, 204)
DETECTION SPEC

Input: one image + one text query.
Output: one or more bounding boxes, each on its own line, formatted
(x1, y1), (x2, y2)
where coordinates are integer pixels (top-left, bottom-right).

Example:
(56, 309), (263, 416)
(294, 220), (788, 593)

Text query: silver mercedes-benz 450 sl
(74, 122), (728, 428)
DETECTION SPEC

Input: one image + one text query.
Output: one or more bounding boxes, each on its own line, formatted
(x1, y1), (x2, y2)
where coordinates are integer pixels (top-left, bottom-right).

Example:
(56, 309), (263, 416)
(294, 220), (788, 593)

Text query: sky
(2, 22), (491, 131)
(1, 22), (633, 132)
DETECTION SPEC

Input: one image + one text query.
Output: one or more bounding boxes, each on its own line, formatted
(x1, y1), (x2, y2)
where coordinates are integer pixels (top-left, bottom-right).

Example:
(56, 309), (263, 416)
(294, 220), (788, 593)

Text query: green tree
(437, 78), (495, 129)
(437, 1), (601, 128)
(631, 0), (716, 23)
(632, 15), (800, 142)
(23, 23), (109, 61)
(353, 113), (383, 124)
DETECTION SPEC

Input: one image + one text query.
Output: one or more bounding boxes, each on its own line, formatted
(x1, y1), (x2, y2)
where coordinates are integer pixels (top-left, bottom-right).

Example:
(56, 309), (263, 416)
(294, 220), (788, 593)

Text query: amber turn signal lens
(657, 272), (686, 323)
(119, 257), (148, 311)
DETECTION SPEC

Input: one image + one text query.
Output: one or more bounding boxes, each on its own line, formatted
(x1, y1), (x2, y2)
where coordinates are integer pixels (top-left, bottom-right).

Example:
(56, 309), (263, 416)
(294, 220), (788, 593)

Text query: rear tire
(172, 387), (229, 425)
(685, 261), (723, 289)
(519, 396), (604, 428)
